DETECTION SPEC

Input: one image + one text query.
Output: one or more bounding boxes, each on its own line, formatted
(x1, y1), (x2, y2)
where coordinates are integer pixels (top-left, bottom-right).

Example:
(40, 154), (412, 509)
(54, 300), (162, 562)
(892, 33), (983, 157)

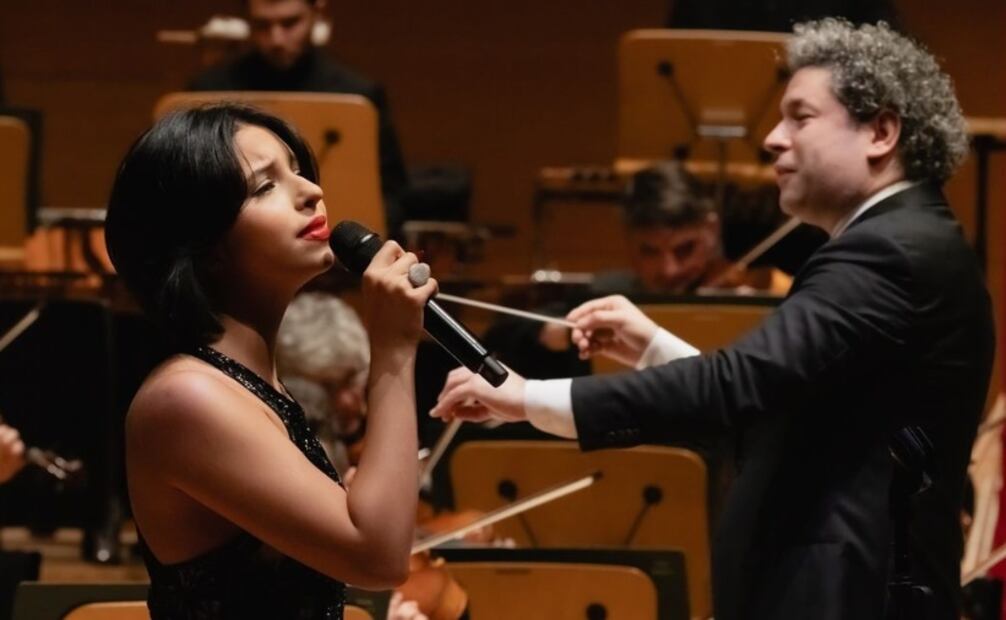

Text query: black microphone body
(331, 221), (508, 387)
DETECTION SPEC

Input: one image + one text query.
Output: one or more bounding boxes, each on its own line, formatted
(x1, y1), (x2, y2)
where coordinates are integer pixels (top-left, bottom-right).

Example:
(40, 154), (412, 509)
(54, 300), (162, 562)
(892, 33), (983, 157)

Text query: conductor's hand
(361, 241), (438, 353)
(429, 366), (526, 425)
(0, 424), (26, 484)
(567, 295), (659, 366)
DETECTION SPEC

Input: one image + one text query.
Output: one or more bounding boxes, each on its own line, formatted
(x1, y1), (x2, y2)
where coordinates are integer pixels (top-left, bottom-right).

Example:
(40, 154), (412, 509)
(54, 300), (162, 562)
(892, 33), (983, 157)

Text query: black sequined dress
(141, 346), (346, 620)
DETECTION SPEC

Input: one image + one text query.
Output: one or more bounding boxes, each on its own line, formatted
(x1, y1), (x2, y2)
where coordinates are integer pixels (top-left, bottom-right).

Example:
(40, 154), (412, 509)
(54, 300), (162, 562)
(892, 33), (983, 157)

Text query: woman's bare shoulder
(128, 354), (248, 442)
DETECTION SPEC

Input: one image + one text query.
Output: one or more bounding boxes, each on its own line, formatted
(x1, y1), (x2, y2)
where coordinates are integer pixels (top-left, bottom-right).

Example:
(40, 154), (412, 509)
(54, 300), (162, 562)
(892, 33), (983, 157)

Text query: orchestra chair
(153, 92), (385, 238)
(592, 302), (774, 375)
(59, 600), (372, 620)
(62, 601), (148, 620)
(448, 562), (657, 619)
(450, 441), (710, 619)
(12, 583), (148, 620)
(343, 605), (374, 620)
(0, 115), (30, 265)
(14, 582), (375, 620)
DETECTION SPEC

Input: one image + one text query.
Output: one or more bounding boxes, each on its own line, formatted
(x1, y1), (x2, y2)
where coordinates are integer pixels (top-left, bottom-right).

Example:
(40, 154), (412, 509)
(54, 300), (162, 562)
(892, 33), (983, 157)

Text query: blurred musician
(277, 292), (370, 474)
(277, 292), (470, 620)
(0, 423), (26, 484)
(594, 161), (750, 296)
(432, 19), (993, 620)
(667, 0), (900, 32)
(188, 0), (409, 238)
(484, 161), (787, 380)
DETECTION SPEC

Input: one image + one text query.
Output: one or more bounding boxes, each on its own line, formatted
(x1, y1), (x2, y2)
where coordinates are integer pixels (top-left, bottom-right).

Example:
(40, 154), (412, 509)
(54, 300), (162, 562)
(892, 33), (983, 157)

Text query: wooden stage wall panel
(0, 1), (1002, 384)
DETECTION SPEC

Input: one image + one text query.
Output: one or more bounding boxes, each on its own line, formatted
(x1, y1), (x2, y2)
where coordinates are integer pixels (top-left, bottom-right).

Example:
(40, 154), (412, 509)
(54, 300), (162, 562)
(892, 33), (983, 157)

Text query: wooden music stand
(447, 562), (657, 620)
(618, 29), (788, 210)
(530, 30), (789, 268)
(0, 116), (30, 264)
(438, 547), (689, 620)
(153, 92), (386, 238)
(62, 601), (149, 620)
(592, 300), (775, 375)
(449, 441), (711, 619)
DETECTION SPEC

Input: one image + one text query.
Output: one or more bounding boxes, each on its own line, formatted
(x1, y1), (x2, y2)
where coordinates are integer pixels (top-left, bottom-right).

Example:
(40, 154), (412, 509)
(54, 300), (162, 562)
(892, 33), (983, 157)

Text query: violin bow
(411, 471), (602, 554)
(0, 302), (44, 354)
(420, 418), (464, 489)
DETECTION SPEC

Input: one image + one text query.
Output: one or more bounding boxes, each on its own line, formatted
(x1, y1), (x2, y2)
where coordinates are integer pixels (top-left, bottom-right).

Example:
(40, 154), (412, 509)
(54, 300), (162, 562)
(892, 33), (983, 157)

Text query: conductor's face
(247, 0), (319, 71)
(764, 67), (877, 230)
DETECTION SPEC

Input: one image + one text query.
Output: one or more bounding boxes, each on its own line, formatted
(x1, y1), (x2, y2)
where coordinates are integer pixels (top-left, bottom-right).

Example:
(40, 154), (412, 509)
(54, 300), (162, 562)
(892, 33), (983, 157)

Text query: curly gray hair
(787, 18), (969, 183)
(277, 292), (370, 388)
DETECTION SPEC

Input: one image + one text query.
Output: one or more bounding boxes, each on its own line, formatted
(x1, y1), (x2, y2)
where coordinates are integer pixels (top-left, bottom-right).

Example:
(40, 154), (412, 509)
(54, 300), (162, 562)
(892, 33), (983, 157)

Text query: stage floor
(1, 526), (148, 583)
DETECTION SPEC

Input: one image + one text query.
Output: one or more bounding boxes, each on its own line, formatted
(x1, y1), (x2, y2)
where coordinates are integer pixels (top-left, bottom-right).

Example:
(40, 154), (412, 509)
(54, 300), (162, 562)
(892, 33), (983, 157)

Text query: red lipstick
(299, 215), (330, 241)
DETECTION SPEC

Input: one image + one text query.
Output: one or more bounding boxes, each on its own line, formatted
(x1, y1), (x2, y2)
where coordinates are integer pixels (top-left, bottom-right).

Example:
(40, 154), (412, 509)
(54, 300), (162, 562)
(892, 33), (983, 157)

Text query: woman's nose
(297, 176), (324, 211)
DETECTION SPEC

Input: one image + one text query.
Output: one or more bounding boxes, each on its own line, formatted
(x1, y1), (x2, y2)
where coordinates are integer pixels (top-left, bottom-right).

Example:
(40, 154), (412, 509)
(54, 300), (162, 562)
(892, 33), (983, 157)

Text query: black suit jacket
(189, 49), (409, 238)
(571, 183), (994, 620)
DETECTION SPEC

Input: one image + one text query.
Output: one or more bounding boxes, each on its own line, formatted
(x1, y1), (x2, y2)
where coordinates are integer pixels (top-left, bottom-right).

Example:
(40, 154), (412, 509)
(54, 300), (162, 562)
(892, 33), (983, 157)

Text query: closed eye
(252, 181), (275, 197)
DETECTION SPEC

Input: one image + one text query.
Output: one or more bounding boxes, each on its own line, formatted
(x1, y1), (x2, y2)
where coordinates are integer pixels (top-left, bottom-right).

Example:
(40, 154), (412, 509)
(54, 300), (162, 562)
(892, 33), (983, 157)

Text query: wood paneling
(1, 1), (1002, 353)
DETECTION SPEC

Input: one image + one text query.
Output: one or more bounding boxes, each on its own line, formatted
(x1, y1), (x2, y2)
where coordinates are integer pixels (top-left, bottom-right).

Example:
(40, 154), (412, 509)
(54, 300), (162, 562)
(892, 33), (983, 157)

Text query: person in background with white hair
(277, 292), (437, 620)
(277, 292), (370, 474)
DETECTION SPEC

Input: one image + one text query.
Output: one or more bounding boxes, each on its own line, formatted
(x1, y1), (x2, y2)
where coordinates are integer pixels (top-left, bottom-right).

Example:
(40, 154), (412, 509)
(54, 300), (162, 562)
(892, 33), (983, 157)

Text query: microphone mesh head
(330, 220), (381, 274)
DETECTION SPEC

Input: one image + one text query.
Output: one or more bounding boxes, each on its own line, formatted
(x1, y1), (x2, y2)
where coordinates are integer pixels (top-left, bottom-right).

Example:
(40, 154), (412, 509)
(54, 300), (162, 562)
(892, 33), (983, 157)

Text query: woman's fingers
(387, 249), (420, 276)
(367, 240), (405, 269)
(409, 277), (438, 306)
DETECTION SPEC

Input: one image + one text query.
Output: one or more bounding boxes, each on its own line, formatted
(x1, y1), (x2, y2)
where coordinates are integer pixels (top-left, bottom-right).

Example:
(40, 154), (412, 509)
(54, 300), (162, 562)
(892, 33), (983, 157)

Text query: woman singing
(105, 104), (435, 619)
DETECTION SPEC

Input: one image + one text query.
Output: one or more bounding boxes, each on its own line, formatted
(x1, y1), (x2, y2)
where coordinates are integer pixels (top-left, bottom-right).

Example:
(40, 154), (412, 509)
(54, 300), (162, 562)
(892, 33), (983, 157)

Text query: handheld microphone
(330, 221), (509, 387)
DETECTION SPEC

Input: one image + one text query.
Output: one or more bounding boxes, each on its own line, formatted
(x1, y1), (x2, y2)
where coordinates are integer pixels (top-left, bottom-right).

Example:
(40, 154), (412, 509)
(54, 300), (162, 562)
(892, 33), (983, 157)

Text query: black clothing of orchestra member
(667, 0), (900, 32)
(571, 183), (995, 619)
(189, 48), (409, 238)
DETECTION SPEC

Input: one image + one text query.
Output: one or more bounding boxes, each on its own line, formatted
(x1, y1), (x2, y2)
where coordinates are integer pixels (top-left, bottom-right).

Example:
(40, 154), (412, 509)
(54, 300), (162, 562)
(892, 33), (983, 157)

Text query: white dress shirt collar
(831, 180), (918, 238)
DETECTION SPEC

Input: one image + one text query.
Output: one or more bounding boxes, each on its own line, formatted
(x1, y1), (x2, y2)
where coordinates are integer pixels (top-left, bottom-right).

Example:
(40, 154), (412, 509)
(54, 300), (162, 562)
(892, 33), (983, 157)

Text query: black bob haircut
(105, 103), (318, 349)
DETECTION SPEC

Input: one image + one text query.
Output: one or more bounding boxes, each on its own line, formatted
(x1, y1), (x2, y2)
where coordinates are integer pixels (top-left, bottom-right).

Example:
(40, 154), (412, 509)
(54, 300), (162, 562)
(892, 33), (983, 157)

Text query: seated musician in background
(667, 0), (899, 32)
(277, 292), (369, 475)
(592, 160), (790, 296)
(433, 19), (993, 620)
(485, 160), (788, 381)
(0, 424), (25, 484)
(188, 0), (409, 238)
(277, 292), (473, 620)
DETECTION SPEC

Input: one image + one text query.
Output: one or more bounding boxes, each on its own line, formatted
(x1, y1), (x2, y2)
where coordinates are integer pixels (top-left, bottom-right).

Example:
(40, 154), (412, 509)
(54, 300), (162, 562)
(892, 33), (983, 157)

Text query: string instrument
(0, 413), (84, 483)
(416, 418), (496, 544)
(0, 305), (85, 484)
(400, 472), (601, 620)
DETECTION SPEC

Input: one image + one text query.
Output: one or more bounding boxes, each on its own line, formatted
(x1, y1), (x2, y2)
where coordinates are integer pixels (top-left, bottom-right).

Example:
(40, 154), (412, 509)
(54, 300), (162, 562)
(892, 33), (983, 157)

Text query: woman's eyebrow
(247, 158), (277, 183)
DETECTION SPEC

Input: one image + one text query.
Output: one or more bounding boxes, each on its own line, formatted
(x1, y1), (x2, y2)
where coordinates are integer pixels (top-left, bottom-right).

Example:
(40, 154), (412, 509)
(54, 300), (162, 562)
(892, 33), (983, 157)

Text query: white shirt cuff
(524, 378), (578, 439)
(635, 328), (700, 369)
